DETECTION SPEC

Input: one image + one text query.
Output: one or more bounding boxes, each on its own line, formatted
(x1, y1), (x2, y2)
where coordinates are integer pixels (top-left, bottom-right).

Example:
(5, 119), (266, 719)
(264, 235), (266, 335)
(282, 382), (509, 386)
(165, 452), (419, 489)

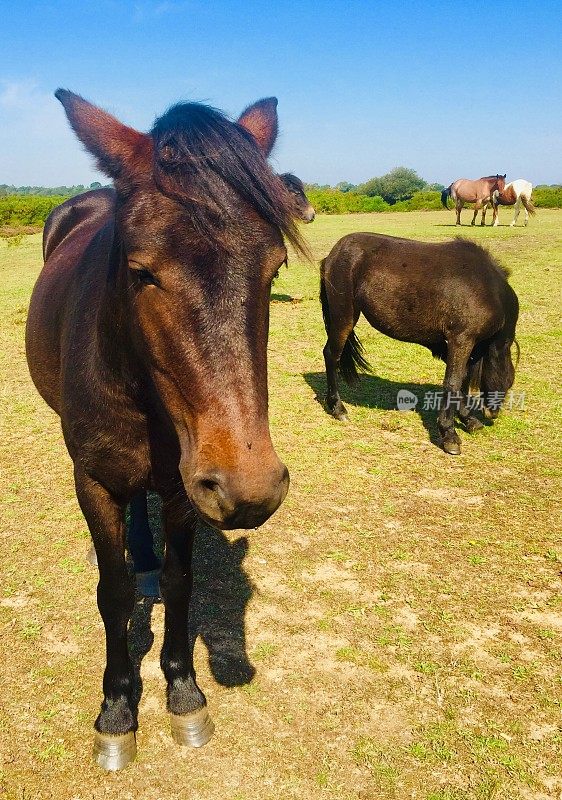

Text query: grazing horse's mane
(151, 102), (306, 255)
(453, 237), (511, 278)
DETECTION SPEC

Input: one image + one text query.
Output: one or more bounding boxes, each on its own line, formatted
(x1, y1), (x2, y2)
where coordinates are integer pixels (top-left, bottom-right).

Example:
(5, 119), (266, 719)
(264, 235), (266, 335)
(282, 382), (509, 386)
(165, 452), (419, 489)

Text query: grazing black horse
(26, 89), (305, 769)
(320, 233), (519, 454)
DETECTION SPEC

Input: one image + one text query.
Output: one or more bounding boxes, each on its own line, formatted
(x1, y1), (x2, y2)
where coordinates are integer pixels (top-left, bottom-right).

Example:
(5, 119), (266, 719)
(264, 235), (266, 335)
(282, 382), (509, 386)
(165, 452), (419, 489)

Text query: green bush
(306, 189), (444, 214)
(0, 195), (69, 228)
(389, 191), (443, 211)
(306, 189), (389, 214)
(356, 167), (426, 203)
(533, 186), (562, 208)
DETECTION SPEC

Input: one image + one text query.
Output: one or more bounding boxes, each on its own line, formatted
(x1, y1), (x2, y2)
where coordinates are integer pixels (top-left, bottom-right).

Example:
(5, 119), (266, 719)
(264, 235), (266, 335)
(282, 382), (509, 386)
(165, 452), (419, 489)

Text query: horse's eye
(130, 268), (158, 287)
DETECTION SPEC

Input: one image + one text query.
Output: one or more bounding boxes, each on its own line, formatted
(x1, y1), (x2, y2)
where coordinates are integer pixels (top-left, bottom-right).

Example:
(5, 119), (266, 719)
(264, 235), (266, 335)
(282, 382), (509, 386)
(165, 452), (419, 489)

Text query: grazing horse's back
(323, 233), (509, 347)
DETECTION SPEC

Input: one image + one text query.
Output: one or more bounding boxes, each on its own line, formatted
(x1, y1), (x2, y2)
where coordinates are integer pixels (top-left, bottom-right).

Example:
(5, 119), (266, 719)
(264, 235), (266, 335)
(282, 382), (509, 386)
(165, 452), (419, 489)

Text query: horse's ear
(237, 97), (278, 156)
(55, 89), (151, 180)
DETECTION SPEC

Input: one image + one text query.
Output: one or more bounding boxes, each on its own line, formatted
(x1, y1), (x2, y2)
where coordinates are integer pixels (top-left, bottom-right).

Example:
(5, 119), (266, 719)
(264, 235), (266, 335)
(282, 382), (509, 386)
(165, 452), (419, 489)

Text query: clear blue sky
(1, 1), (561, 187)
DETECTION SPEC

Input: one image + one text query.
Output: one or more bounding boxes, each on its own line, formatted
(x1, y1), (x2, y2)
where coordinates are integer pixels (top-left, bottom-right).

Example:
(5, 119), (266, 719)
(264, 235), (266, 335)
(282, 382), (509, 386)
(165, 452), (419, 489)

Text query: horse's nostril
(200, 477), (219, 492)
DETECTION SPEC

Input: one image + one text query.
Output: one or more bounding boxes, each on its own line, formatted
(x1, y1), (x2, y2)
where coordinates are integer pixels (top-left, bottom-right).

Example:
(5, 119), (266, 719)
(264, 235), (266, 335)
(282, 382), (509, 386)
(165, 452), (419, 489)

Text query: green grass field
(0, 209), (561, 800)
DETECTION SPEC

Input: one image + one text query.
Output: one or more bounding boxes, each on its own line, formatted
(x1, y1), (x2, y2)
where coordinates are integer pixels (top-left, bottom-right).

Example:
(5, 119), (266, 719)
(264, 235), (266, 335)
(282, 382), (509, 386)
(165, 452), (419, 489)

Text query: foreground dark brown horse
(320, 233), (519, 455)
(26, 89), (305, 769)
(441, 174), (506, 226)
(69, 172), (314, 592)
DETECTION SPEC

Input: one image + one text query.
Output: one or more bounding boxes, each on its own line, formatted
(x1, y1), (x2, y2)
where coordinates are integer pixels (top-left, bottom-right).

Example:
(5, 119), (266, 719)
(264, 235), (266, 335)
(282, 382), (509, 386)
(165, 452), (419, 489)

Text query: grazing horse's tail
(441, 186), (452, 209)
(320, 266), (371, 385)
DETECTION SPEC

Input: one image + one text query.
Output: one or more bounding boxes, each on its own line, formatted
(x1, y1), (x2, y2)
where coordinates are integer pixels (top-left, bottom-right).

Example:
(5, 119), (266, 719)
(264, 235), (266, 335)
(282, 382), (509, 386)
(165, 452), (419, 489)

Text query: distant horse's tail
(320, 265), (371, 385)
(521, 195), (536, 216)
(441, 186), (452, 210)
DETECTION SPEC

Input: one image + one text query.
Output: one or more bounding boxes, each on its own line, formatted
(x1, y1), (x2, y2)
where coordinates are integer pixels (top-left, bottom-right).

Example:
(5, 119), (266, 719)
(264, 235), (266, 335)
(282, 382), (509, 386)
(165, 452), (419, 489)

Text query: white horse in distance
(492, 179), (535, 227)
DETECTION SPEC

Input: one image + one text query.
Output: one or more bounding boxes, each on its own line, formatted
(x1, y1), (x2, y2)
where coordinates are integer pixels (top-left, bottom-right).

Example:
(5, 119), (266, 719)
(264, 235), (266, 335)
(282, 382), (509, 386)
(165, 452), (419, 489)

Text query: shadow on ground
(127, 493), (255, 695)
(304, 371), (445, 448)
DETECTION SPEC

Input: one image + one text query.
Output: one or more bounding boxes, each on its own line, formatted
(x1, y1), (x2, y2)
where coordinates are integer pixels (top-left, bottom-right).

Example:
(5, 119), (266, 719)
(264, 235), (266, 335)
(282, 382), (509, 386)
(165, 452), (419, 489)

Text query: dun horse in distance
(320, 233), (519, 455)
(26, 89), (305, 770)
(441, 174), (506, 225)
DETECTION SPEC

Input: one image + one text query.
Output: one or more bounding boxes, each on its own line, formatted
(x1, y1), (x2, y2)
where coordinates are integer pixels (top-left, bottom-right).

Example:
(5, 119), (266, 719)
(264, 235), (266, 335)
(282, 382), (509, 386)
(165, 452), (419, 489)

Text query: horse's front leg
(471, 202), (481, 226)
(481, 201), (491, 226)
(438, 338), (474, 455)
(159, 489), (214, 748)
(457, 370), (484, 434)
(74, 466), (137, 771)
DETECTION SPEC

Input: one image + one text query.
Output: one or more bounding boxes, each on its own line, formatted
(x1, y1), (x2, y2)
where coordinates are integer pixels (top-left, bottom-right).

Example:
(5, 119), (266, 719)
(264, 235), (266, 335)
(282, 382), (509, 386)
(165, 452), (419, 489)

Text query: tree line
(1, 169), (561, 231)
(0, 182), (105, 197)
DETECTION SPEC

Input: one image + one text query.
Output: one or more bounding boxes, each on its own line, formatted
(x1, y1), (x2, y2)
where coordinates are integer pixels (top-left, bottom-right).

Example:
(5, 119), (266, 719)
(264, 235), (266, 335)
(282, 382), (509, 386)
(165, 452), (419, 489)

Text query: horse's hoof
(136, 569), (161, 599)
(86, 544), (98, 568)
(93, 731), (136, 771)
(442, 438), (461, 455)
(483, 407), (499, 421)
(328, 400), (349, 422)
(465, 417), (484, 433)
(170, 707), (215, 748)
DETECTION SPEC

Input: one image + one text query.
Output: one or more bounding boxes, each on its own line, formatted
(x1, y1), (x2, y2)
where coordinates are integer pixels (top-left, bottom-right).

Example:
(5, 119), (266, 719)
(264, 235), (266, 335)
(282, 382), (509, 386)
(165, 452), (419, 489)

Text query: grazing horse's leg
(437, 337), (474, 455)
(492, 203), (500, 227)
(458, 370), (484, 434)
(159, 489), (214, 748)
(471, 202), (481, 226)
(481, 202), (490, 226)
(323, 316), (356, 422)
(455, 199), (463, 226)
(74, 467), (137, 770)
(511, 198), (521, 227)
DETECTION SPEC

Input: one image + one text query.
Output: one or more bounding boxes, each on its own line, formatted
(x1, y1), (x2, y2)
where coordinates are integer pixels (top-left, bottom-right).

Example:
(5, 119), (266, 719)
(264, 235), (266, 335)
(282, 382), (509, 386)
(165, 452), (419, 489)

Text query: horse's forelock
(149, 102), (306, 256)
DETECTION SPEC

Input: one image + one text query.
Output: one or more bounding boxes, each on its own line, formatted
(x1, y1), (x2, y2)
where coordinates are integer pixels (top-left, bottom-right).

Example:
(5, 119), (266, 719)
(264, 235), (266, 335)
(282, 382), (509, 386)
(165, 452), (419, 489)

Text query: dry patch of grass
(0, 212), (561, 799)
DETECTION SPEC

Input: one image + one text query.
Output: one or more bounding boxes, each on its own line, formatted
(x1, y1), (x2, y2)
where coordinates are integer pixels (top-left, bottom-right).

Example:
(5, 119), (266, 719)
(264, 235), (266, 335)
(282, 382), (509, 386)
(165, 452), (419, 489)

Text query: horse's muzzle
(188, 463), (290, 530)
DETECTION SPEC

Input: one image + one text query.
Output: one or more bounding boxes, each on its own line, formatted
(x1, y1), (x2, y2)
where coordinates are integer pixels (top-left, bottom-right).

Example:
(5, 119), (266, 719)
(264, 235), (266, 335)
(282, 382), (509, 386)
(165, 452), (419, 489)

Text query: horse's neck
(94, 232), (146, 399)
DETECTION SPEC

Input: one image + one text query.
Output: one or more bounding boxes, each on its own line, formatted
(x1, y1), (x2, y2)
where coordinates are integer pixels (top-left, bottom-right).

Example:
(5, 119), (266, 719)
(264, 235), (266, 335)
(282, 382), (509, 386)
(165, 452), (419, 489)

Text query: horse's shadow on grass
(271, 292), (295, 303)
(127, 496), (255, 708)
(434, 224), (495, 229)
(304, 371), (444, 448)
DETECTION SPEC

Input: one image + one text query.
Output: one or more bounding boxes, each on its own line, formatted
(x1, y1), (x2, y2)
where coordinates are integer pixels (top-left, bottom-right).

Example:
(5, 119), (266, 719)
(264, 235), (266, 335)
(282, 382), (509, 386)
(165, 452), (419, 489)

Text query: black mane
(151, 102), (305, 255)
